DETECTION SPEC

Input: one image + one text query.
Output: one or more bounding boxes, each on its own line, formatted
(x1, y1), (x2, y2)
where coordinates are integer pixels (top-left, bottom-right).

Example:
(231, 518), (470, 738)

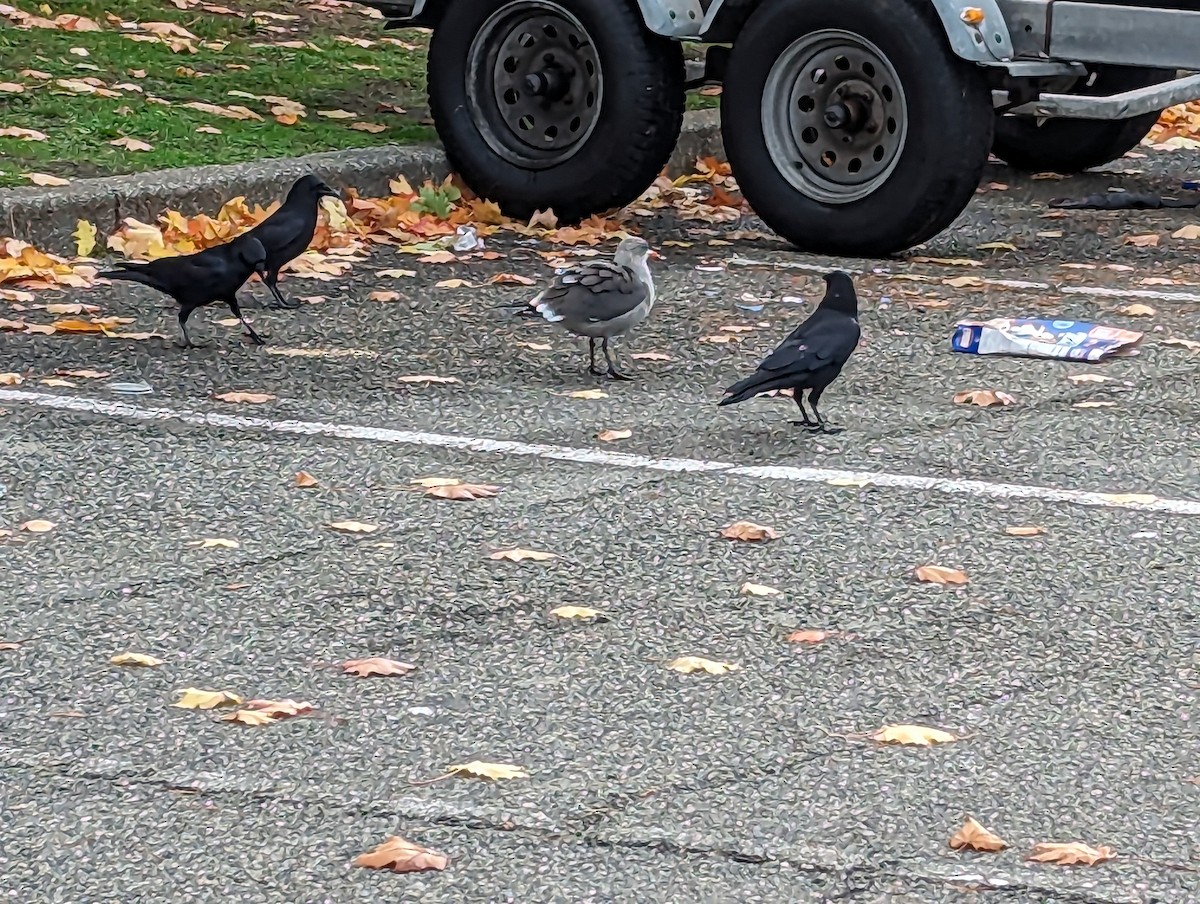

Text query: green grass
(0, 0), (435, 187)
(0, 0), (720, 189)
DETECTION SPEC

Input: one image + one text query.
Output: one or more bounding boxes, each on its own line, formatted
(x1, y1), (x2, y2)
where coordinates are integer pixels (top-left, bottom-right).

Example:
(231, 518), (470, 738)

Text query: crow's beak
(319, 185), (340, 199)
(255, 263), (268, 278)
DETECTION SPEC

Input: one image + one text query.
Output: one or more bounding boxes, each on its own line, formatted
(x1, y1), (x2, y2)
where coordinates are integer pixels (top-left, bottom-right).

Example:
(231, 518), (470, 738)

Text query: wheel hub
(761, 29), (908, 204)
(466, 1), (604, 167)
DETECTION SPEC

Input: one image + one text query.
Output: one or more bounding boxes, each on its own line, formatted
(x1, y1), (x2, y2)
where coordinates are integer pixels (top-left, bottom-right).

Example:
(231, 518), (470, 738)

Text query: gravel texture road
(1, 150), (1199, 904)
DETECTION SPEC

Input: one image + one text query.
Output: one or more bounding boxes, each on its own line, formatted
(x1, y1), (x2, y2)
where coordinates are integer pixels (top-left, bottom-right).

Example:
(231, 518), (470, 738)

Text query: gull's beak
(649, 249), (663, 261)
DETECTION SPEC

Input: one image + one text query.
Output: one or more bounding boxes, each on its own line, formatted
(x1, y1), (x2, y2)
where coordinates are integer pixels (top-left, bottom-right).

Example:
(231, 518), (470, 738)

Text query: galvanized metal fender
(693, 0), (1016, 62)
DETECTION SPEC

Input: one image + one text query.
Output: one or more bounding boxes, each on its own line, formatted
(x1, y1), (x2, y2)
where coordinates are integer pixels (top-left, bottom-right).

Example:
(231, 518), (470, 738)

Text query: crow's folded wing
(757, 311), (860, 374)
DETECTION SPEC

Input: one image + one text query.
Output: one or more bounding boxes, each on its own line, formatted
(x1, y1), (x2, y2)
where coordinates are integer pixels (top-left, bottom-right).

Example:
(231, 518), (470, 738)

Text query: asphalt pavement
(1, 149), (1199, 903)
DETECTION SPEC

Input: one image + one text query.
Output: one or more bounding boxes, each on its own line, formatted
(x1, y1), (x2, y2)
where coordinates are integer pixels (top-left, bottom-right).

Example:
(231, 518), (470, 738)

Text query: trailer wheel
(426, 0), (685, 223)
(992, 66), (1174, 174)
(720, 0), (993, 257)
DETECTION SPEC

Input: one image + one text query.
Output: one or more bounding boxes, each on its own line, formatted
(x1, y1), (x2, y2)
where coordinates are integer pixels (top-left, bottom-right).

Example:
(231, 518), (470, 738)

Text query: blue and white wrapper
(951, 318), (1142, 361)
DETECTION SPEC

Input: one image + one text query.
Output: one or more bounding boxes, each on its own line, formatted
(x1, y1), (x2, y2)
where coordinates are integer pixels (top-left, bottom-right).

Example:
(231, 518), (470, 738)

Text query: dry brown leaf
(0, 126), (47, 141)
(528, 208), (558, 229)
(739, 582), (781, 597)
(19, 519), (56, 533)
(721, 520), (779, 542)
(596, 428), (632, 442)
(1172, 224), (1200, 240)
(39, 378), (75, 388)
(786, 629), (830, 644)
(221, 698), (315, 725)
(1123, 233), (1160, 247)
(549, 605), (602, 619)
(317, 108), (357, 119)
(367, 290), (401, 302)
(949, 817), (1007, 852)
(1163, 337), (1200, 351)
(24, 172), (70, 186)
(487, 273), (535, 286)
(1005, 525), (1045, 537)
(667, 655), (740, 675)
(109, 137), (153, 152)
(447, 761), (528, 780)
(953, 389), (1016, 407)
(110, 652), (163, 667)
(423, 481), (501, 501)
(870, 724), (958, 745)
(1066, 373), (1112, 384)
(488, 548), (557, 562)
(944, 275), (984, 288)
(1117, 302), (1156, 316)
(397, 375), (461, 384)
(698, 334), (738, 344)
(213, 391), (275, 404)
(0, 373), (24, 385)
(294, 471), (318, 488)
(172, 687), (242, 710)
(341, 657), (416, 677)
(353, 835), (448, 873)
(434, 278), (473, 289)
(1027, 841), (1116, 866)
(630, 352), (672, 361)
(328, 520), (380, 534)
(349, 121), (387, 133)
(914, 565), (968, 585)
(377, 268), (416, 278)
(193, 537), (238, 549)
(566, 389), (608, 399)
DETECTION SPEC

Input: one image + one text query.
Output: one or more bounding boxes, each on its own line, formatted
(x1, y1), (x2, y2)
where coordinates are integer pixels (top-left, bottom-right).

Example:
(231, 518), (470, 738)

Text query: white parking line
(3, 388), (1199, 516)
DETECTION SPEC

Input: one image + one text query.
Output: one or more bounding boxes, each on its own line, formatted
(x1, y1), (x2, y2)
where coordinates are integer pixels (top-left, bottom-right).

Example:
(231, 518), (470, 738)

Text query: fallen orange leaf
(913, 564), (968, 585)
(949, 817), (1007, 852)
(353, 835), (448, 873)
(1027, 841), (1116, 866)
(721, 521), (779, 542)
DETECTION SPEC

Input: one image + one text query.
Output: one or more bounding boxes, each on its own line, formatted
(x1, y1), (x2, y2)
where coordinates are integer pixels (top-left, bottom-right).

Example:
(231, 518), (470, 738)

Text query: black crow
(522, 236), (656, 380)
(242, 173), (340, 310)
(718, 270), (861, 433)
(97, 233), (269, 348)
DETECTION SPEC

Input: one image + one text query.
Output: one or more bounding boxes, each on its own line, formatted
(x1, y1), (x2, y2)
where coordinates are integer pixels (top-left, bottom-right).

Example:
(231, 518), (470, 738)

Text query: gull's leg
(601, 337), (632, 381)
(588, 338), (603, 376)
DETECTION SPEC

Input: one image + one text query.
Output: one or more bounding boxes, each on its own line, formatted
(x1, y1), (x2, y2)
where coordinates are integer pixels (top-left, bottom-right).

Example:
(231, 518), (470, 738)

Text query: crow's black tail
(717, 371), (796, 406)
(97, 266), (164, 293)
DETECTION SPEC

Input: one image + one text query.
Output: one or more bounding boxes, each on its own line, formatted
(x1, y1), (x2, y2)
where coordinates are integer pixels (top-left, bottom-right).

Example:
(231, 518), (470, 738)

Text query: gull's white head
(614, 235), (653, 267)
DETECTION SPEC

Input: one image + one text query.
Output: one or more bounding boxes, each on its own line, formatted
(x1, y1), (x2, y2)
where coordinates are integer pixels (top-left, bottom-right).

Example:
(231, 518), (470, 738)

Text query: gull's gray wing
(535, 261), (649, 328)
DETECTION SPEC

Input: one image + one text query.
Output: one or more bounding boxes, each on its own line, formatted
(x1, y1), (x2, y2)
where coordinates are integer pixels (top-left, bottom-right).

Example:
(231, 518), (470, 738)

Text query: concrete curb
(0, 111), (724, 256)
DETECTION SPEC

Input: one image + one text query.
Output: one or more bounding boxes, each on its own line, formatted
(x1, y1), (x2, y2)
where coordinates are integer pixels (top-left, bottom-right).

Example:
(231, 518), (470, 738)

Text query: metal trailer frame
(359, 0), (1200, 121)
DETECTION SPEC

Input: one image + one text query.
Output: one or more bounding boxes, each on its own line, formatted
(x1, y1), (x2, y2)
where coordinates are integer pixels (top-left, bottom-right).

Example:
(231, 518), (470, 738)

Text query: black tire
(426, 0), (685, 223)
(720, 0), (993, 257)
(992, 65), (1173, 173)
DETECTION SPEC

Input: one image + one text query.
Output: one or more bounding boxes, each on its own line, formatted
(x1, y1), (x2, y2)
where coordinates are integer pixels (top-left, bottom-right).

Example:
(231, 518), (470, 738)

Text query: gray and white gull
(525, 235), (657, 380)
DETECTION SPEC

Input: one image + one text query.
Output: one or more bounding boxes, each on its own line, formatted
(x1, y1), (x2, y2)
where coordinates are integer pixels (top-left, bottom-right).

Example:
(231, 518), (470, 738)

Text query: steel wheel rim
(762, 29), (908, 204)
(466, 0), (604, 169)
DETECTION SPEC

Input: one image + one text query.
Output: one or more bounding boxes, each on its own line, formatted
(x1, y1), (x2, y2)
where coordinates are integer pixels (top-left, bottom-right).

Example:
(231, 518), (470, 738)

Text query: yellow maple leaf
(667, 656), (740, 675)
(446, 760), (528, 781)
(110, 652), (164, 667)
(870, 724), (958, 746)
(549, 605), (602, 619)
(172, 687), (242, 710)
(73, 219), (97, 257)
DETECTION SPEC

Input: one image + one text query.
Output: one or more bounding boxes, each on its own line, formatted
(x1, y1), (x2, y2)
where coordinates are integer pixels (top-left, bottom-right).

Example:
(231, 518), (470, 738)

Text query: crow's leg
(807, 386), (843, 435)
(227, 296), (266, 345)
(601, 337), (633, 381)
(175, 306), (208, 348)
(587, 338), (604, 377)
(262, 270), (300, 310)
(789, 390), (816, 428)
